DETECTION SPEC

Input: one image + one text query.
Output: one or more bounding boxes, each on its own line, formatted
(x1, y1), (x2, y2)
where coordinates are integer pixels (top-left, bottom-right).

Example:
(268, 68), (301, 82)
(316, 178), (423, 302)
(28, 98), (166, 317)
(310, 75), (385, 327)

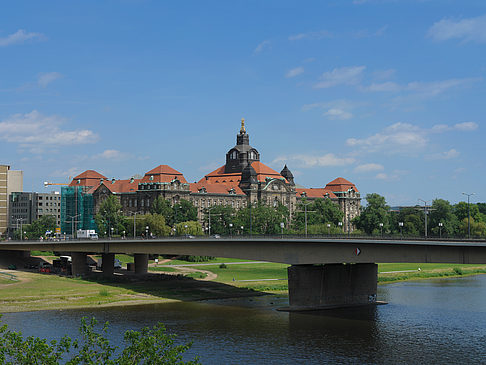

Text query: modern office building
(0, 165), (23, 237)
(9, 191), (62, 235)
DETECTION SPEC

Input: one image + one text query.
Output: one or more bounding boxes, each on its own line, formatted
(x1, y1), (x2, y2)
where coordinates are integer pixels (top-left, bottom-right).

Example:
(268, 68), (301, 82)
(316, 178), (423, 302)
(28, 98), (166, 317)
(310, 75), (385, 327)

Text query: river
(2, 275), (486, 364)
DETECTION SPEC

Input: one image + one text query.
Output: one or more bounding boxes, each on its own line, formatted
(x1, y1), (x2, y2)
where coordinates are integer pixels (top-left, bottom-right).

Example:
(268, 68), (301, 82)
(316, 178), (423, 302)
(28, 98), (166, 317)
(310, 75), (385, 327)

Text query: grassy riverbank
(1, 258), (486, 313)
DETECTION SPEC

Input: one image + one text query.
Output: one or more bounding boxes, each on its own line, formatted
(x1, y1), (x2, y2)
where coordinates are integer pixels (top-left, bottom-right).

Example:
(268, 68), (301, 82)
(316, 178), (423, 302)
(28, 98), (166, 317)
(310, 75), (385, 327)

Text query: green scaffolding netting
(61, 186), (97, 235)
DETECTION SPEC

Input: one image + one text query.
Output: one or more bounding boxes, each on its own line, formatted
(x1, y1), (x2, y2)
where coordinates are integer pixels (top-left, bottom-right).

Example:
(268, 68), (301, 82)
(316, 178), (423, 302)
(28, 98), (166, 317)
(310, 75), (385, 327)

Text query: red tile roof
(199, 161), (287, 184)
(325, 177), (359, 193)
(69, 170), (107, 187)
(88, 179), (141, 194)
(141, 165), (188, 184)
(295, 188), (337, 199)
(190, 182), (244, 196)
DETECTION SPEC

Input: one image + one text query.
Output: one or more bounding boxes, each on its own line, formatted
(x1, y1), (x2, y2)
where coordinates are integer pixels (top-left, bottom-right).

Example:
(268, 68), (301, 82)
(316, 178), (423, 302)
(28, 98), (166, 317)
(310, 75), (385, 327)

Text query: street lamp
(110, 227), (114, 239)
(462, 192), (475, 239)
(145, 225), (149, 239)
(184, 224), (188, 236)
(338, 221), (343, 234)
(438, 222), (443, 239)
(280, 222), (285, 238)
(229, 223), (233, 238)
(418, 199), (430, 238)
(240, 225), (244, 235)
(399, 222), (404, 238)
(379, 222), (384, 237)
(327, 223), (331, 235)
(66, 214), (81, 239)
(122, 230), (125, 239)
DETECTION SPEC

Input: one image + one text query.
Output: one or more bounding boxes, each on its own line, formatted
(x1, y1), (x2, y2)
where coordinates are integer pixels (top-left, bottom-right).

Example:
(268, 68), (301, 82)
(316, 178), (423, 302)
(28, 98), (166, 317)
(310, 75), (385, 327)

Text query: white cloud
(428, 14), (486, 43)
(303, 99), (360, 120)
(94, 150), (127, 160)
(354, 163), (384, 173)
(347, 122), (427, 153)
(285, 67), (304, 78)
(37, 72), (62, 88)
(273, 153), (355, 168)
(372, 69), (396, 80)
(364, 77), (478, 96)
(303, 99), (363, 120)
(0, 110), (99, 148)
(453, 121), (478, 131)
(366, 81), (401, 92)
(314, 66), (366, 89)
(0, 29), (44, 47)
(288, 30), (333, 41)
(427, 149), (460, 160)
(324, 108), (353, 120)
(431, 121), (478, 133)
(253, 40), (271, 54)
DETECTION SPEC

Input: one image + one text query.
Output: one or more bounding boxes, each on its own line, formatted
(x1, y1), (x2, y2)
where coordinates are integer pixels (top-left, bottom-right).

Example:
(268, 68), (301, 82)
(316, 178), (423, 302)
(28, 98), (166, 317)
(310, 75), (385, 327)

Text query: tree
(353, 193), (390, 235)
(150, 197), (173, 224)
(172, 200), (197, 225)
(94, 195), (125, 238)
(292, 198), (343, 232)
(142, 213), (171, 237)
(454, 201), (480, 222)
(428, 199), (459, 237)
(235, 202), (289, 235)
(14, 215), (57, 240)
(175, 221), (203, 236)
(203, 205), (236, 235)
(0, 316), (200, 364)
(458, 217), (486, 238)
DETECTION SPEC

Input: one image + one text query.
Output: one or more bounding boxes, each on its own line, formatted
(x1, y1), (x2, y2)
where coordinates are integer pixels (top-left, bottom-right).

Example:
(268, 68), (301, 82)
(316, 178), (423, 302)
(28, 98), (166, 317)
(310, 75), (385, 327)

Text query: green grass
(378, 263), (476, 272)
(148, 267), (179, 273)
(186, 272), (207, 279)
(30, 251), (54, 256)
(195, 263), (288, 283)
(162, 257), (254, 265)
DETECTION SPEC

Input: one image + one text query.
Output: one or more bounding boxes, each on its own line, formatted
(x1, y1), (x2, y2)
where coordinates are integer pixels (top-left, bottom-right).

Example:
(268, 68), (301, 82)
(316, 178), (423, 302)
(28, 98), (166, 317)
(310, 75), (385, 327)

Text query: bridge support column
(285, 263), (377, 311)
(102, 253), (115, 276)
(71, 252), (89, 277)
(134, 254), (148, 275)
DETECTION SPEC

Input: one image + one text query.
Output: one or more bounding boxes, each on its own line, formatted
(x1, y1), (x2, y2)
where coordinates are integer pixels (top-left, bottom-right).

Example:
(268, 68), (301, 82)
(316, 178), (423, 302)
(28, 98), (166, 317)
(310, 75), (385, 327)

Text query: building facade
(65, 120), (361, 232)
(8, 191), (62, 234)
(0, 165), (23, 237)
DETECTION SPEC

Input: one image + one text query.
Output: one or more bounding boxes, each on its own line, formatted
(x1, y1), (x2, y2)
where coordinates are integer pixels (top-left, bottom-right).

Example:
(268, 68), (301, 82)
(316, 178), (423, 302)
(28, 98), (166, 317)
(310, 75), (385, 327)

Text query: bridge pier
(102, 253), (115, 276)
(134, 253), (148, 274)
(71, 252), (89, 277)
(284, 263), (378, 311)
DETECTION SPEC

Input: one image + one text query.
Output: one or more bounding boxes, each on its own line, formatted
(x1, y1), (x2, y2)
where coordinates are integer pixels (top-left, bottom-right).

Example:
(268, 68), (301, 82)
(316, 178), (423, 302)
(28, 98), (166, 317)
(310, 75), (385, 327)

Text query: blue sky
(0, 0), (485, 206)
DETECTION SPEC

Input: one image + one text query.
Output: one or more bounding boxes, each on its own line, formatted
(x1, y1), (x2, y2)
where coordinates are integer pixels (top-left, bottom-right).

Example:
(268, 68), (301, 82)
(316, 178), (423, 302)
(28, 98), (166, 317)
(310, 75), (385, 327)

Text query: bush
(180, 255), (214, 262)
(219, 263), (227, 269)
(453, 267), (463, 275)
(0, 316), (200, 364)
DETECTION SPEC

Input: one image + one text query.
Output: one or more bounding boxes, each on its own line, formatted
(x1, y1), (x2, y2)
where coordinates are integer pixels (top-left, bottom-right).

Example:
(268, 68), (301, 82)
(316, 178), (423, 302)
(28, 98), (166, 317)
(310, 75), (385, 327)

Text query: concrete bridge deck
(2, 237), (485, 310)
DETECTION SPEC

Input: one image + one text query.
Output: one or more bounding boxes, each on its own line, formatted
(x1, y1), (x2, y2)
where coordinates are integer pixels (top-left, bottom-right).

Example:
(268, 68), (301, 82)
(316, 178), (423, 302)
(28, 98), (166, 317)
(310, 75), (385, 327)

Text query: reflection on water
(2, 275), (486, 364)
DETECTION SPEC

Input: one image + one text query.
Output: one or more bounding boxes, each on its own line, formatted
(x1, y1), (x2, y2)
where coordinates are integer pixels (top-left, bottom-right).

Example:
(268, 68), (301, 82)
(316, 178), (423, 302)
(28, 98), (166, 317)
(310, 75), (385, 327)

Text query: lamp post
(418, 199), (431, 238)
(338, 221), (343, 235)
(399, 222), (404, 238)
(327, 223), (331, 235)
(122, 230), (125, 239)
(240, 225), (244, 235)
(280, 222), (285, 238)
(184, 224), (188, 236)
(303, 201), (312, 238)
(438, 222), (443, 239)
(462, 192), (475, 239)
(110, 227), (114, 239)
(379, 222), (384, 237)
(229, 223), (233, 238)
(66, 214), (81, 239)
(145, 225), (149, 239)
(130, 211), (142, 239)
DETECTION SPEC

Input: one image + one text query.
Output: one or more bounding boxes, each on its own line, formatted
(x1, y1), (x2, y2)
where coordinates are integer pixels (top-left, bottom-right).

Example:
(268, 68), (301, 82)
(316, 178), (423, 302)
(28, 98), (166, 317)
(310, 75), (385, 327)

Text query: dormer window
(230, 150), (238, 160)
(149, 175), (154, 181)
(249, 150), (257, 160)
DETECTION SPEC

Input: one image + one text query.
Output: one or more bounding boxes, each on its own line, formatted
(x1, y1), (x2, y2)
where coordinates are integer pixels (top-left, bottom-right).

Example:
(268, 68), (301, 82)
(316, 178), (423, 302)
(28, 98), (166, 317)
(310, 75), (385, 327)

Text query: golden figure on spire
(240, 118), (246, 133)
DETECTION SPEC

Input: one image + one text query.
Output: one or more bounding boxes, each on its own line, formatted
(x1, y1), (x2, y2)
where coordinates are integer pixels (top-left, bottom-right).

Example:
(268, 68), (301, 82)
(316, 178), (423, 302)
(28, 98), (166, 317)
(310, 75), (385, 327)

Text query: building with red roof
(65, 119), (360, 232)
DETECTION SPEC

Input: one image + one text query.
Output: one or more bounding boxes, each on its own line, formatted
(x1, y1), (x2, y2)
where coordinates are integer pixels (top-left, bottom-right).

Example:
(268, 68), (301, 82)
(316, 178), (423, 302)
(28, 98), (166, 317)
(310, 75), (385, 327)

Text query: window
(230, 150), (238, 160)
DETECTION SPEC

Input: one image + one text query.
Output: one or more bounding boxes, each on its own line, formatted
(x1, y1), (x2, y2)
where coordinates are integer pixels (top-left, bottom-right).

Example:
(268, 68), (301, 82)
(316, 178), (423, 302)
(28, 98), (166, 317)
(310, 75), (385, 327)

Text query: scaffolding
(61, 186), (96, 235)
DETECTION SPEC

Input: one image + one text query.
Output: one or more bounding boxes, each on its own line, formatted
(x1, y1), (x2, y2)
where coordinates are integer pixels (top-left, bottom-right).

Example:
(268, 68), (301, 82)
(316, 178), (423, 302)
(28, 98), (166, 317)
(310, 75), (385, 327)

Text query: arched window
(249, 151), (256, 160)
(230, 150), (238, 160)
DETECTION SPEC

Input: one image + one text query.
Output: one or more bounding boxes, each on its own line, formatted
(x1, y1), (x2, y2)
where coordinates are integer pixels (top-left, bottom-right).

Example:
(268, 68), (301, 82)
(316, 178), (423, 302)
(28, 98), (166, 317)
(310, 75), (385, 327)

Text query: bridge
(2, 237), (486, 311)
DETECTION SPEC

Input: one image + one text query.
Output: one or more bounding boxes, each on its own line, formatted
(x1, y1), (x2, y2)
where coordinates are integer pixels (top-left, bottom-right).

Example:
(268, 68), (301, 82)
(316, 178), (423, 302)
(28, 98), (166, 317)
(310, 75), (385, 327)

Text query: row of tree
(353, 193), (486, 238)
(10, 193), (485, 239)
